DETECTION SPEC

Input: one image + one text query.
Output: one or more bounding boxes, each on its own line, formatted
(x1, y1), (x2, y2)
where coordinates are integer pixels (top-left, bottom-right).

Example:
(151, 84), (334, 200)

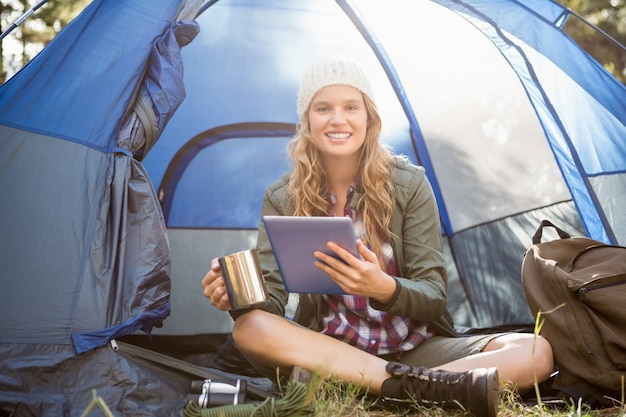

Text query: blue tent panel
(0, 1), (183, 152)
(0, 0), (199, 350)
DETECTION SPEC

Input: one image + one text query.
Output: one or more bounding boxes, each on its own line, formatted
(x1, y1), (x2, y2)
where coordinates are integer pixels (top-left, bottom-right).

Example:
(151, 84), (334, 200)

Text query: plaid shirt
(319, 183), (433, 356)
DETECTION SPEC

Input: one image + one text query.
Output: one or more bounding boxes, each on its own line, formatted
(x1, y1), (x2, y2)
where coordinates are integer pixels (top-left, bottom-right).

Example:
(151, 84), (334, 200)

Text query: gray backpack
(521, 220), (626, 405)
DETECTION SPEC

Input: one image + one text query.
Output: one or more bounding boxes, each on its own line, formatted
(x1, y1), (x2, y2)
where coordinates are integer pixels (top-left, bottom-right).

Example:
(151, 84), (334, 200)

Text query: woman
(202, 58), (554, 417)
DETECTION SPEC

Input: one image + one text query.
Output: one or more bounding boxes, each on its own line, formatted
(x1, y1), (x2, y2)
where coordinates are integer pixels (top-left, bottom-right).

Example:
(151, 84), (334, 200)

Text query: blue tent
(0, 0), (624, 415)
(0, 1), (205, 415)
(147, 0), (626, 334)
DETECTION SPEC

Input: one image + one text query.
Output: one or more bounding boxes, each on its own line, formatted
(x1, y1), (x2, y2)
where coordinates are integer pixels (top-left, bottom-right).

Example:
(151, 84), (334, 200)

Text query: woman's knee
(532, 335), (555, 380)
(232, 309), (277, 348)
(504, 333), (555, 381)
(486, 333), (555, 381)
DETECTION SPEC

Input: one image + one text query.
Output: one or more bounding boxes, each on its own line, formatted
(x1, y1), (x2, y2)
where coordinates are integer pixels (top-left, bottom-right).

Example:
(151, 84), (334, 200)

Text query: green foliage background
(0, 0), (90, 82)
(556, 0), (626, 83)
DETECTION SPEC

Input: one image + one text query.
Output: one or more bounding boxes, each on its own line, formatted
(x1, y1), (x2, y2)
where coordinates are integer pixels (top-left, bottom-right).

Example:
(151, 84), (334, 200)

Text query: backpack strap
(114, 340), (273, 400)
(532, 220), (571, 244)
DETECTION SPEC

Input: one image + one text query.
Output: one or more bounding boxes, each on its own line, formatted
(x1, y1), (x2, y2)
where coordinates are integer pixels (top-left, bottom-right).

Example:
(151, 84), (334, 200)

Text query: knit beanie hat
(296, 58), (375, 119)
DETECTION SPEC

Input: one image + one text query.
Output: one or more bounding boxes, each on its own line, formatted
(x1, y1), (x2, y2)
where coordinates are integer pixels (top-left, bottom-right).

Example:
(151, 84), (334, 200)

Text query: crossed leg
(232, 309), (554, 393)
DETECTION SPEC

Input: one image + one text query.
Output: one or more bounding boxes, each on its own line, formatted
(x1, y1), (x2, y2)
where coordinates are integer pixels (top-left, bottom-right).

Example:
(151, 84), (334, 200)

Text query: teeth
(327, 133), (350, 139)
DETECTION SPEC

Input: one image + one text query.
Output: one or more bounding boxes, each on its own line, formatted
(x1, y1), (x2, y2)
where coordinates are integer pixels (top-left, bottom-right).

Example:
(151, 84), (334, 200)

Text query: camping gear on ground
(521, 220), (626, 406)
(184, 381), (314, 417)
(219, 249), (268, 309)
(188, 378), (248, 408)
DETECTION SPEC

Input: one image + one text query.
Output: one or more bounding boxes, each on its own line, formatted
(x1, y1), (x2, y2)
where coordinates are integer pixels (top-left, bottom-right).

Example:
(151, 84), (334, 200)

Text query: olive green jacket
(232, 156), (457, 338)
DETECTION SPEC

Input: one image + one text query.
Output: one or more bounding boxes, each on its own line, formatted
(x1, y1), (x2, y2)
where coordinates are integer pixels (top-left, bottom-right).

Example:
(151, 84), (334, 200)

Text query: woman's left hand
(314, 239), (397, 304)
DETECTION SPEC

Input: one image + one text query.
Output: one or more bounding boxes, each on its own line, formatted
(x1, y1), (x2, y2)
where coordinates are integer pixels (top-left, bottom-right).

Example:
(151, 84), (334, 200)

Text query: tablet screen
(262, 216), (358, 294)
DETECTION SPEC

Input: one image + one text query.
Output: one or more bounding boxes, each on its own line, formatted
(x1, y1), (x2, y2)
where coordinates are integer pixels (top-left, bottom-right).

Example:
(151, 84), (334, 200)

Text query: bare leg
(232, 310), (554, 392)
(232, 309), (391, 392)
(430, 333), (555, 390)
(232, 310), (529, 417)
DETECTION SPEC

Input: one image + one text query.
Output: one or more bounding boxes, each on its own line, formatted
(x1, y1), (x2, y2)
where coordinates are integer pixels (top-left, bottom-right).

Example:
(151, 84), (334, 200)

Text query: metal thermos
(188, 378), (247, 408)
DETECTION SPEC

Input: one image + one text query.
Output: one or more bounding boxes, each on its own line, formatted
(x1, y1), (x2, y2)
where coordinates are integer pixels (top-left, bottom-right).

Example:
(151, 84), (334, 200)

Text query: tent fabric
(434, 0), (626, 244)
(0, 0), (202, 414)
(0, 1), (182, 152)
(0, 0), (200, 350)
(150, 0), (625, 244)
(146, 0), (624, 330)
(0, 343), (193, 417)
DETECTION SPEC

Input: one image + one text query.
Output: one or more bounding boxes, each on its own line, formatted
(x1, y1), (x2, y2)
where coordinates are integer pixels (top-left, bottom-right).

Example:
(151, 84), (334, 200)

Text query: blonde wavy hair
(286, 92), (395, 263)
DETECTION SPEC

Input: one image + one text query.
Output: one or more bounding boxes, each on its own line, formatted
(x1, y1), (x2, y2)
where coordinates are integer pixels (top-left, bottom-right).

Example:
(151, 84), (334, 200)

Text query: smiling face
(307, 84), (368, 165)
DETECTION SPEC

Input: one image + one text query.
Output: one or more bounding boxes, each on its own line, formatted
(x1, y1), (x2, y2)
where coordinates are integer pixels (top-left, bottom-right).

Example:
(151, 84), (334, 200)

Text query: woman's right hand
(202, 258), (233, 311)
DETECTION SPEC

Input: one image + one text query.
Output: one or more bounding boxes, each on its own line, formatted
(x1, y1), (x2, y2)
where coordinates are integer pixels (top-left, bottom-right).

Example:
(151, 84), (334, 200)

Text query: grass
(295, 307), (626, 417)
(302, 376), (626, 417)
(274, 285), (626, 417)
(76, 372), (625, 417)
(294, 305), (626, 417)
(83, 309), (624, 417)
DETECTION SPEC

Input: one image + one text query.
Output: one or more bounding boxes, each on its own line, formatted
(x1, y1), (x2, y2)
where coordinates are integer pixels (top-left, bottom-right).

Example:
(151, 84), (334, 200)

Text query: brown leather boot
(381, 362), (500, 417)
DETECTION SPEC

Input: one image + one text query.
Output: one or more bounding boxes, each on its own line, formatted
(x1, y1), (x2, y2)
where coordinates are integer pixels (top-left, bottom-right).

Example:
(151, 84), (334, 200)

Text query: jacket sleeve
(370, 163), (451, 328)
(229, 182), (290, 320)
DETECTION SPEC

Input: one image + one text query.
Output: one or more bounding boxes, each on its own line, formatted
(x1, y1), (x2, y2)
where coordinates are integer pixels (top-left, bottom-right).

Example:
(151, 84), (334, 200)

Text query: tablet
(262, 215), (358, 294)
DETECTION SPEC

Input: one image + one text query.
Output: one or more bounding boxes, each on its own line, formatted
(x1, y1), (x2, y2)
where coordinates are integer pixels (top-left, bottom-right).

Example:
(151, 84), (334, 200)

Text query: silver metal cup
(218, 249), (268, 309)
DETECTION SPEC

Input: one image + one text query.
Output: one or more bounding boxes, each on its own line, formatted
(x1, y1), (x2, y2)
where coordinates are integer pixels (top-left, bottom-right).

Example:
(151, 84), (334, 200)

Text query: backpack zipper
(577, 277), (626, 305)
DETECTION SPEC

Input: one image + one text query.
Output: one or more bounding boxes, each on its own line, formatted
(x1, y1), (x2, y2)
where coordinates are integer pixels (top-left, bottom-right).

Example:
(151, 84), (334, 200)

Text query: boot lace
(398, 366), (465, 407)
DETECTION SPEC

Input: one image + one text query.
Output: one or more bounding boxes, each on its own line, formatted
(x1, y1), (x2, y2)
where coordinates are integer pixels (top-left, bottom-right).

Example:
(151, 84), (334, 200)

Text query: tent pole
(0, 0), (49, 41)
